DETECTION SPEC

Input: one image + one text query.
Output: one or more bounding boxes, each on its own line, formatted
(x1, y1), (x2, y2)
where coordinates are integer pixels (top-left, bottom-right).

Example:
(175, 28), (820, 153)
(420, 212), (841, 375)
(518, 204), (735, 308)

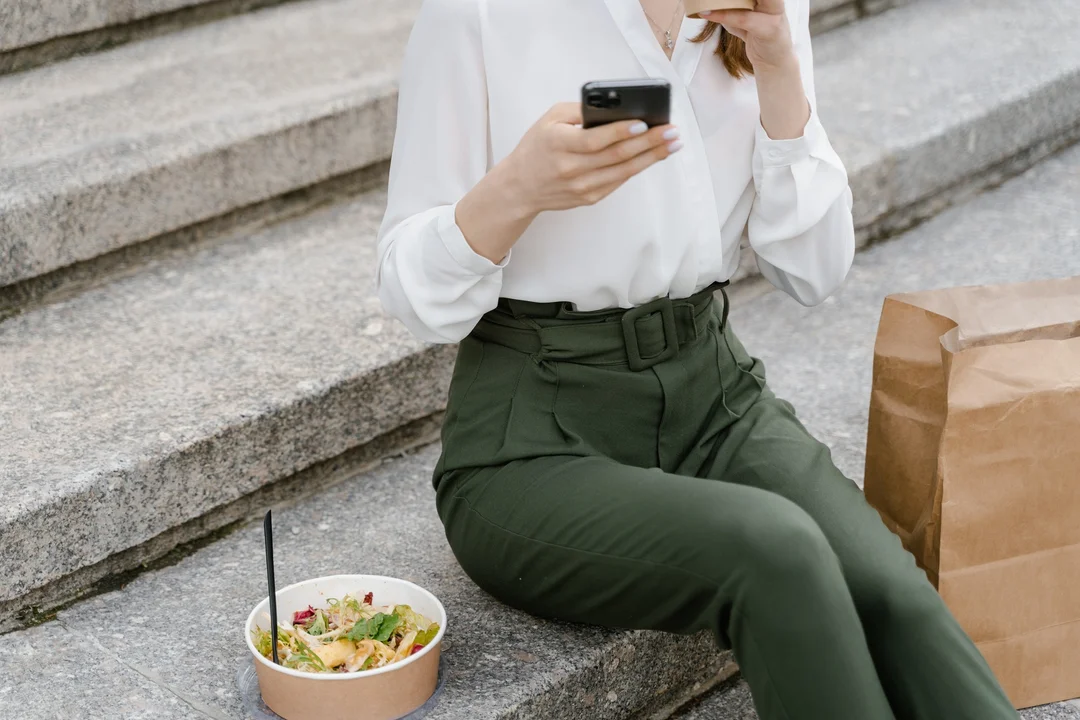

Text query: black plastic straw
(263, 510), (280, 664)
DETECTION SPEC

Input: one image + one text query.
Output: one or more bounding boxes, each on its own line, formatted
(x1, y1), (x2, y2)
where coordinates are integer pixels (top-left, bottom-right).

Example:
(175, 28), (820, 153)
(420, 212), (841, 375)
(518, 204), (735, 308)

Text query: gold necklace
(641, 0), (685, 50)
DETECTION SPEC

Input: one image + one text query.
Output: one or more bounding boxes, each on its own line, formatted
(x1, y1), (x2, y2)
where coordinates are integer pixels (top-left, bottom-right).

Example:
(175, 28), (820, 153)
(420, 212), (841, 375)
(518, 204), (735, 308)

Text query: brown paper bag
(864, 275), (1080, 710)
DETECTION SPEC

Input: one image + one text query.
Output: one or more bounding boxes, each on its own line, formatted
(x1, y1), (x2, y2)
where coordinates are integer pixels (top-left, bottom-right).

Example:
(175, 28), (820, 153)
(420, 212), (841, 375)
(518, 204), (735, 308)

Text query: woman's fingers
(722, 24), (747, 40)
(586, 124), (678, 169)
(557, 118), (652, 154)
(573, 140), (679, 202)
(749, 0), (787, 15)
(706, 10), (779, 37)
(545, 101), (584, 127)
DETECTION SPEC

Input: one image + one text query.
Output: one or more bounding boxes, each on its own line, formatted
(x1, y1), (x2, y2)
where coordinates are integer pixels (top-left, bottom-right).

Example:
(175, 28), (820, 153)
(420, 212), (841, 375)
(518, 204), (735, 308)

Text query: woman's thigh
(704, 389), (936, 609)
(435, 453), (843, 639)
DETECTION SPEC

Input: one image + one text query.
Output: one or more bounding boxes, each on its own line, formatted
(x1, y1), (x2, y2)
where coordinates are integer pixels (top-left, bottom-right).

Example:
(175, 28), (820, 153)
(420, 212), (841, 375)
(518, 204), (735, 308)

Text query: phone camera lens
(606, 90), (621, 108)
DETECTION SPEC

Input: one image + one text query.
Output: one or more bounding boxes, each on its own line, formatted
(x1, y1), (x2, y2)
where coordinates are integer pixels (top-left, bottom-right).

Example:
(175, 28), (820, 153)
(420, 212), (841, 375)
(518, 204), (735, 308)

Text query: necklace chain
(642, 0), (684, 50)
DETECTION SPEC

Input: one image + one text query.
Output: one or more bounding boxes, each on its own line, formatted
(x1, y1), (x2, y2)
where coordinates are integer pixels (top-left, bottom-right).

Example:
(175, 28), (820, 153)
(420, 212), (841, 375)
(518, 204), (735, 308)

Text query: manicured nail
(629, 121), (649, 135)
(668, 140), (684, 153)
(663, 127), (681, 141)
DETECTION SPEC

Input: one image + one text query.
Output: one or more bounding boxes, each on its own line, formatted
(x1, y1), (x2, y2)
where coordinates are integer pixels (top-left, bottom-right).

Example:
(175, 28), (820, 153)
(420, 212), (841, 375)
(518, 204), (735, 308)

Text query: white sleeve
(747, 0), (855, 307)
(374, 0), (509, 344)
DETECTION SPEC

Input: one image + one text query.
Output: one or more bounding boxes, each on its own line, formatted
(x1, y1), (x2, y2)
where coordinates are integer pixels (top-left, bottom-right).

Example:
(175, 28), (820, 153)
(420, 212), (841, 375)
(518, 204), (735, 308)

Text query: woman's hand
(456, 102), (680, 264)
(697, 0), (797, 73)
(697, 0), (810, 141)
(505, 102), (681, 214)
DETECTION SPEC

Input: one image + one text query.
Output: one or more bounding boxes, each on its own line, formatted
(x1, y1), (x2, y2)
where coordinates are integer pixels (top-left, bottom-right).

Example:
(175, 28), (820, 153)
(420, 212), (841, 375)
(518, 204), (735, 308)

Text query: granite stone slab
(0, 0), (421, 288)
(45, 445), (729, 720)
(671, 679), (1080, 719)
(814, 0), (1080, 231)
(0, 190), (455, 612)
(0, 0), (212, 52)
(0, 621), (214, 720)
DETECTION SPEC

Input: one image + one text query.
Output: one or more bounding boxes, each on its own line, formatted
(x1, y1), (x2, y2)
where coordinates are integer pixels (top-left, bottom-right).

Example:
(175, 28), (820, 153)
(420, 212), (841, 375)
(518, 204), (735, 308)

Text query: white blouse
(376, 0), (855, 344)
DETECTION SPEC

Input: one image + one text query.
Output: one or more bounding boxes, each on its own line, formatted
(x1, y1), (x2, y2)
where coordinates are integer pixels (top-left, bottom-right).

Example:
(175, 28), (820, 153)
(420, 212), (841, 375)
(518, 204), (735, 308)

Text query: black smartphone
(581, 79), (672, 129)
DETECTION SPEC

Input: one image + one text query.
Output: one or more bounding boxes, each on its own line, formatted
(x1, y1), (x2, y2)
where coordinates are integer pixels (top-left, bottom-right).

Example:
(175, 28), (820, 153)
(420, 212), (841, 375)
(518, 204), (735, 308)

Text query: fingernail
(668, 140), (684, 153)
(629, 121), (648, 135)
(663, 127), (681, 141)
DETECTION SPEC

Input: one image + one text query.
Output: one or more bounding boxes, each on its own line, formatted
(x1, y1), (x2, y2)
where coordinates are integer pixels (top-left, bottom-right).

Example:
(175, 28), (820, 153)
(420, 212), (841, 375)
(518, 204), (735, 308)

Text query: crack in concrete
(66, 619), (232, 720)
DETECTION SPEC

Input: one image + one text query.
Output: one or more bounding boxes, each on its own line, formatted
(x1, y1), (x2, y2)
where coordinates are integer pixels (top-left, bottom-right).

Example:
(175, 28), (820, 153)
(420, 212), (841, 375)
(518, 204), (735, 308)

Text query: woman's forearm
(754, 53), (811, 141)
(455, 160), (537, 265)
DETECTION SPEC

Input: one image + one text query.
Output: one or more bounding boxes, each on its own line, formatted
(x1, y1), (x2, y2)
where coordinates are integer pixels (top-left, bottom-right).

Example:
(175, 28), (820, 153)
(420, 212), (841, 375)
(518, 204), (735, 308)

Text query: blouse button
(767, 148), (784, 162)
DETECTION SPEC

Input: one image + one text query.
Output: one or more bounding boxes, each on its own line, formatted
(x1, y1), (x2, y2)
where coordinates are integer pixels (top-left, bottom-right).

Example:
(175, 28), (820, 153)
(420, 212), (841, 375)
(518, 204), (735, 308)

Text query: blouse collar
(602, 0), (708, 88)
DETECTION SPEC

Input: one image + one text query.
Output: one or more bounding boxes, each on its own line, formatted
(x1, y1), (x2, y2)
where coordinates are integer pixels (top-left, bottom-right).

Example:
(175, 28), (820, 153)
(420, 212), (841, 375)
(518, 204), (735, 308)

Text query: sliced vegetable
(413, 623), (440, 647)
(255, 593), (436, 675)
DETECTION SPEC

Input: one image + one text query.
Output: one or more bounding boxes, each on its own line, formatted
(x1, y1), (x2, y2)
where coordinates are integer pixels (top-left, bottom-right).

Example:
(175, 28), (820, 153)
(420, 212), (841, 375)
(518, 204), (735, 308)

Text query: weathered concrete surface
(0, 0), (421, 288)
(0, 0), (213, 52)
(672, 678), (1080, 719)
(814, 0), (1080, 235)
(0, 446), (731, 720)
(0, 190), (455, 614)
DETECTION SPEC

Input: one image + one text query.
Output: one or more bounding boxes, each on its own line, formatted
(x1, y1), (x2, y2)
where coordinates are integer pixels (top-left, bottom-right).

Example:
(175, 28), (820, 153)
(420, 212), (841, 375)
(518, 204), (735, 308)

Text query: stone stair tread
(0, 0), (421, 287)
(0, 189), (455, 608)
(810, 0), (1080, 228)
(1, 0), (214, 53)
(2, 138), (1077, 720)
(671, 679), (1080, 719)
(0, 444), (727, 720)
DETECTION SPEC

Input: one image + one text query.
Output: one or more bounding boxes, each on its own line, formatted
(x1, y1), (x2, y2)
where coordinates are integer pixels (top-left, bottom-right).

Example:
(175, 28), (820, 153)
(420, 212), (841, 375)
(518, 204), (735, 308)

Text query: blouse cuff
(437, 202), (511, 276)
(755, 105), (825, 168)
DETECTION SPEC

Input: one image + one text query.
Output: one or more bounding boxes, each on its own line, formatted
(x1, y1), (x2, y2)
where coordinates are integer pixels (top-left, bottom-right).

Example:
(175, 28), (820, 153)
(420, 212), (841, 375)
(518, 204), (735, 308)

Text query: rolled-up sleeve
(375, 0), (507, 343)
(747, 0), (855, 307)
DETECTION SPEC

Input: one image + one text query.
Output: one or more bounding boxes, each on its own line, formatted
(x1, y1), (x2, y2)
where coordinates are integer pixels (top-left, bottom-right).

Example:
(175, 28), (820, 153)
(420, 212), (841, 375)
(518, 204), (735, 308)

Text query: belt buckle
(621, 296), (679, 371)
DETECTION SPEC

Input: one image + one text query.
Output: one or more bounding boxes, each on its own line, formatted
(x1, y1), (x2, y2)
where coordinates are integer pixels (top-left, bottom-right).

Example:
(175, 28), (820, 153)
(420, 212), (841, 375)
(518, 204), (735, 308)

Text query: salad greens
(252, 592), (439, 674)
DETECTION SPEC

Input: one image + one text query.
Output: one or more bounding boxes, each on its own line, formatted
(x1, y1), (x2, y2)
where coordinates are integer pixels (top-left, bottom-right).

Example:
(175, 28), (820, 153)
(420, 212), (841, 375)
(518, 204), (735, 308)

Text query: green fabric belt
(471, 281), (729, 371)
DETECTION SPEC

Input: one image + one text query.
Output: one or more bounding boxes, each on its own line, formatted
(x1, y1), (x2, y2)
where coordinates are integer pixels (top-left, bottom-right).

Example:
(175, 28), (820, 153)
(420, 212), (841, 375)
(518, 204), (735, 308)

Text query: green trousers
(433, 285), (1017, 720)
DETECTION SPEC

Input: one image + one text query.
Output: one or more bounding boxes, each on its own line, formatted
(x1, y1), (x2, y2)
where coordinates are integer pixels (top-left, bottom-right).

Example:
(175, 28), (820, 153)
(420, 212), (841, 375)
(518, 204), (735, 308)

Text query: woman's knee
(852, 563), (947, 634)
(720, 493), (841, 590)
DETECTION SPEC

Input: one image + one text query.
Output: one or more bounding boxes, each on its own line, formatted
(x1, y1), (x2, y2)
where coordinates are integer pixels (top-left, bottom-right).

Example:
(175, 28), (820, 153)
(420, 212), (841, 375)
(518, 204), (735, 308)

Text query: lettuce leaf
(347, 612), (401, 643)
(413, 623), (440, 647)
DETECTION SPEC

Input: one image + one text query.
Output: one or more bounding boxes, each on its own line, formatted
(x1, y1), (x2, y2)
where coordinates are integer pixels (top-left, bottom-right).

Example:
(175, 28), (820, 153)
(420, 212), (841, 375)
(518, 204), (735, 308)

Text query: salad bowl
(245, 574), (446, 720)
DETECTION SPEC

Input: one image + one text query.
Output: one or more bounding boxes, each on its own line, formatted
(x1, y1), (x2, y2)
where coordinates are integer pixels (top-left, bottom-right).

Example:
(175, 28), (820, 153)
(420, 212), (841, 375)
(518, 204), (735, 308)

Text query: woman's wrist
(753, 52), (811, 141)
(455, 158), (538, 265)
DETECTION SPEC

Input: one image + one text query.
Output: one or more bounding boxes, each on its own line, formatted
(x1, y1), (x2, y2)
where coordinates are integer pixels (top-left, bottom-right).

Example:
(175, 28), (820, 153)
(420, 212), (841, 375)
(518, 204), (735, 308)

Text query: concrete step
(0, 0), (899, 75)
(669, 678), (1080, 719)
(0, 0), (297, 74)
(1, 134), (1078, 720)
(0, 0), (421, 291)
(2, 0), (220, 53)
(809, 0), (912, 34)
(0, 188), (456, 630)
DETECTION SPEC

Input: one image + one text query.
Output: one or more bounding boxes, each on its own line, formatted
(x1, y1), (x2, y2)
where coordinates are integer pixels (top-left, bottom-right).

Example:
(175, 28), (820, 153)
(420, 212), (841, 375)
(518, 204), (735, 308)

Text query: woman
(375, 1), (1018, 717)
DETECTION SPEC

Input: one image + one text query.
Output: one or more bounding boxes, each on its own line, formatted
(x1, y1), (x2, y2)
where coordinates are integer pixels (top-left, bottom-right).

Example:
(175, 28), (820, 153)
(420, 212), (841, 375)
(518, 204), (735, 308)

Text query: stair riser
(0, 90), (397, 290)
(0, 344), (454, 613)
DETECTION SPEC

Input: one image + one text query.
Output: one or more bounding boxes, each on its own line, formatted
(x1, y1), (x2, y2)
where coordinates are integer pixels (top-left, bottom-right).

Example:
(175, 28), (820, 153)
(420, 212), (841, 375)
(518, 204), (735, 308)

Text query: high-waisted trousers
(432, 283), (1017, 720)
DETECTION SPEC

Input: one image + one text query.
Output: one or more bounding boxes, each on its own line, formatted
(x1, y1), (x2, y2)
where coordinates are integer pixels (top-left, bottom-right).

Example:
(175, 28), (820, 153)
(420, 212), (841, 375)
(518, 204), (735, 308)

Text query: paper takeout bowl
(244, 574), (446, 720)
(685, 0), (756, 17)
